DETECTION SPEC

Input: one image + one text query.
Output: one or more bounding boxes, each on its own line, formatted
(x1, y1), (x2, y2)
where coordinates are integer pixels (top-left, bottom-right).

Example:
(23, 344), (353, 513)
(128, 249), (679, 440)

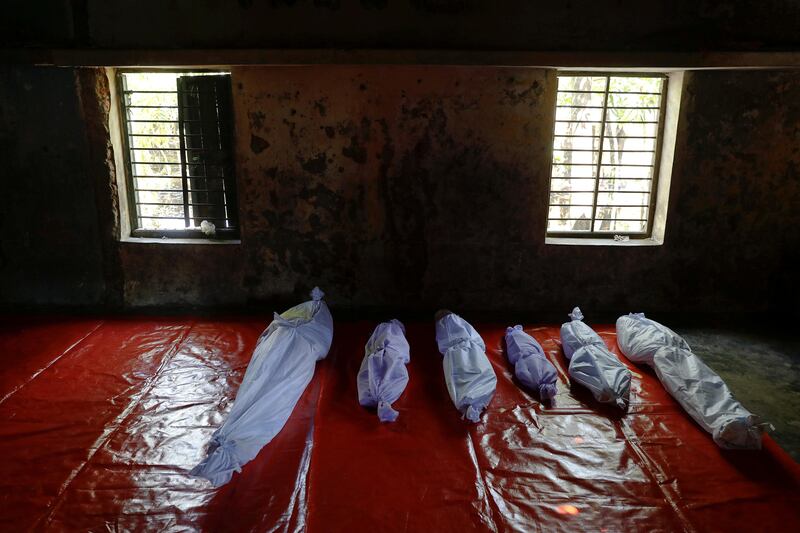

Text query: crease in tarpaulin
(277, 373), (326, 533)
(0, 320), (104, 406)
(32, 321), (197, 530)
(272, 334), (335, 533)
(618, 404), (697, 532)
(526, 327), (571, 387)
(465, 431), (500, 532)
(474, 420), (547, 533)
(603, 330), (696, 532)
(541, 339), (571, 387)
(279, 412), (317, 533)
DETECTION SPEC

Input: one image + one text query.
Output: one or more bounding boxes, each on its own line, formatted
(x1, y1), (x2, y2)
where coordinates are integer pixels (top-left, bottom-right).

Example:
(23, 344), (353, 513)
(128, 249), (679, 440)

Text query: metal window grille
(547, 73), (668, 238)
(117, 70), (239, 239)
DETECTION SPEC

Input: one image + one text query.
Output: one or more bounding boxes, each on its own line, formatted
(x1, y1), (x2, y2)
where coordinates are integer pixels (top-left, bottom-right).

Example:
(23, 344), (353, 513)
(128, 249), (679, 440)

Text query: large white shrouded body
(560, 307), (631, 410)
(190, 287), (333, 486)
(616, 313), (766, 450)
(357, 320), (410, 422)
(435, 313), (497, 422)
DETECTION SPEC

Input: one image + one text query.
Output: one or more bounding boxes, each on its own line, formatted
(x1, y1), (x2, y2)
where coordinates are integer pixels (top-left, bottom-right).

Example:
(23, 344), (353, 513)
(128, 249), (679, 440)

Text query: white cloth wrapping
(190, 287), (333, 486)
(357, 319), (410, 422)
(504, 325), (558, 401)
(560, 307), (631, 410)
(616, 313), (766, 450)
(615, 313), (690, 364)
(435, 313), (497, 422)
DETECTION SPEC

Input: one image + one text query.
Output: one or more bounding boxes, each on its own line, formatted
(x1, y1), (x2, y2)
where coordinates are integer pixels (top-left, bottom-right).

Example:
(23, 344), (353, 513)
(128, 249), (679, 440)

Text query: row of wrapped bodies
(436, 308), (764, 452)
(191, 290), (764, 488)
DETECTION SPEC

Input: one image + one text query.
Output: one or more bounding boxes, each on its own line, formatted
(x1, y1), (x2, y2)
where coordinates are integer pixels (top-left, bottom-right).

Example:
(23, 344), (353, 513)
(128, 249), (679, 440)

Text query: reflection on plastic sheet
(0, 317), (798, 531)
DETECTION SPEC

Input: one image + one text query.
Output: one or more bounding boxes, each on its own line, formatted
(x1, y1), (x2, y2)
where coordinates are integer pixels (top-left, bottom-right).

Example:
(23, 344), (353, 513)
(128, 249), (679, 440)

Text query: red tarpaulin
(1, 316), (798, 531)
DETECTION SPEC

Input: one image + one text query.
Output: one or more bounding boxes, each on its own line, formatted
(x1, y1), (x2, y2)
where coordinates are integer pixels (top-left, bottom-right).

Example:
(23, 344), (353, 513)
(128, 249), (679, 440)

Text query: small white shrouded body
(435, 312), (497, 423)
(560, 307), (631, 410)
(504, 325), (558, 401)
(357, 319), (410, 422)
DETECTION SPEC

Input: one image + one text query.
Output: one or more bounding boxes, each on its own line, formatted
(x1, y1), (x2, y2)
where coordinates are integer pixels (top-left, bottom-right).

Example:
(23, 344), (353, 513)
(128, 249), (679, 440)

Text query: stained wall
(0, 66), (106, 306)
(117, 67), (800, 316)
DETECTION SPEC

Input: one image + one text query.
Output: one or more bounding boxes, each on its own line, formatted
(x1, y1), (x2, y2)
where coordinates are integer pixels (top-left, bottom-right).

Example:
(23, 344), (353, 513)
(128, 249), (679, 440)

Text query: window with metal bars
(117, 70), (239, 239)
(547, 73), (667, 238)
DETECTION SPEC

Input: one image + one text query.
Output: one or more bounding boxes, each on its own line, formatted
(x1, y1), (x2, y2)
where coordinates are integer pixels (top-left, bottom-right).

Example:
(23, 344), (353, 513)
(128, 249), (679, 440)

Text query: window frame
(115, 67), (240, 240)
(546, 71), (669, 240)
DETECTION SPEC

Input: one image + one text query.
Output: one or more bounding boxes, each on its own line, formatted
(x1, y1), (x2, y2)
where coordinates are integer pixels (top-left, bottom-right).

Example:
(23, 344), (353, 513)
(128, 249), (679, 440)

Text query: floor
(0, 316), (798, 532)
(677, 326), (800, 462)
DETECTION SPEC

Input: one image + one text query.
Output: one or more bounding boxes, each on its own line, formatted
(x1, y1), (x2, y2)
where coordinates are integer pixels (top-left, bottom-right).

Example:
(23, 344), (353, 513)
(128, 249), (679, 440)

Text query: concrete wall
(2, 1), (800, 52)
(667, 70), (800, 314)
(117, 67), (800, 315)
(2, 65), (798, 314)
(0, 66), (106, 306)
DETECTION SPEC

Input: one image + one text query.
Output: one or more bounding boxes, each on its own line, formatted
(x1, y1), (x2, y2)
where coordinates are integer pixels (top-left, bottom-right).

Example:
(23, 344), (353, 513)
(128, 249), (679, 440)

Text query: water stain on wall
(3, 66), (799, 316)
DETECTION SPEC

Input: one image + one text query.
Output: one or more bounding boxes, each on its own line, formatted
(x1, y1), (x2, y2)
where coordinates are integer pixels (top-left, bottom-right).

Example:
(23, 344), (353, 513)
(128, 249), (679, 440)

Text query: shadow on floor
(676, 326), (800, 461)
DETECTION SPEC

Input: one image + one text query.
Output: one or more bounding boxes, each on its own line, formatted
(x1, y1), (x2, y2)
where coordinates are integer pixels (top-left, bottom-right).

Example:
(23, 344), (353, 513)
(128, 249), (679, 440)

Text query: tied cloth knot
(377, 400), (399, 423)
(568, 307), (584, 322)
(465, 404), (482, 423)
(539, 383), (558, 402)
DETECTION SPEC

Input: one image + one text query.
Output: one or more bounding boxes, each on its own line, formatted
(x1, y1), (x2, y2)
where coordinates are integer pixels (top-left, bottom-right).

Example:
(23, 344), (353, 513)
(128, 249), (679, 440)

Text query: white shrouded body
(560, 307), (631, 410)
(504, 325), (558, 401)
(435, 313), (497, 423)
(190, 287), (333, 486)
(616, 313), (765, 450)
(357, 319), (410, 422)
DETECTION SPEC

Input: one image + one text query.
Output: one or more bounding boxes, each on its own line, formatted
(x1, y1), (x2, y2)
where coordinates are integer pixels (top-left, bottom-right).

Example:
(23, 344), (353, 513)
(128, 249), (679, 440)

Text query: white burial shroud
(357, 319), (411, 422)
(435, 313), (497, 422)
(560, 307), (631, 410)
(616, 312), (765, 449)
(191, 287), (333, 486)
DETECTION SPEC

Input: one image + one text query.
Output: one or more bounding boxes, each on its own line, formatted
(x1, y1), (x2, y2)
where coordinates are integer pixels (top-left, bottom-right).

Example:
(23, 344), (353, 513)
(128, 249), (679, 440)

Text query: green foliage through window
(548, 74), (666, 237)
(118, 71), (239, 238)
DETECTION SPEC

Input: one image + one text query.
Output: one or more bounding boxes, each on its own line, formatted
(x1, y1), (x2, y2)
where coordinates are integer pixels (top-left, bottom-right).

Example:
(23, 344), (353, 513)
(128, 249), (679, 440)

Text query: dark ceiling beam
(3, 48), (800, 69)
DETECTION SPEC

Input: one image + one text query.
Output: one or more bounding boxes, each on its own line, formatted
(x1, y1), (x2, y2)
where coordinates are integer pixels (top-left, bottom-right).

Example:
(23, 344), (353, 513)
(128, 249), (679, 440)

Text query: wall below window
(2, 66), (799, 317)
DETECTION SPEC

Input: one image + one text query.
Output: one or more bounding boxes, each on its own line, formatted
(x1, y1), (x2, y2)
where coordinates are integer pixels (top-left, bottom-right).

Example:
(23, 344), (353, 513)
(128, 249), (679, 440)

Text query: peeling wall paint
(228, 66), (554, 310)
(121, 67), (800, 314)
(3, 66), (799, 316)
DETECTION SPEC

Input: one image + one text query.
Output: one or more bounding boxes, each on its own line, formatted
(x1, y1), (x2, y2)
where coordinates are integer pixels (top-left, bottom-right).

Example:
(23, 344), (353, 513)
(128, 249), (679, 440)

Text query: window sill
(120, 236), (241, 245)
(545, 236), (663, 247)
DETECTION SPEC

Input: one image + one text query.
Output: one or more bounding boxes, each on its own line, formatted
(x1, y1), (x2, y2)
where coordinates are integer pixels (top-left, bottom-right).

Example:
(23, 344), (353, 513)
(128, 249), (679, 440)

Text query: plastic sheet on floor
(0, 317), (798, 532)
